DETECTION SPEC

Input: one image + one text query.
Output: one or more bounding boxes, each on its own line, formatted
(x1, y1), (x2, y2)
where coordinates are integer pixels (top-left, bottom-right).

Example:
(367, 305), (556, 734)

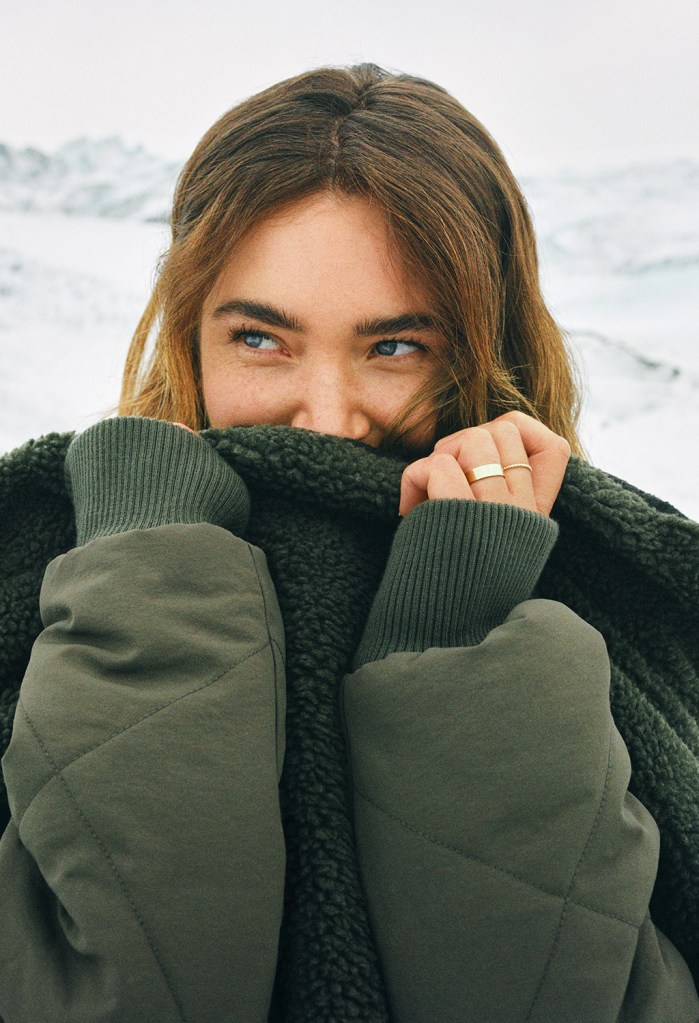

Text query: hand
(399, 411), (571, 518)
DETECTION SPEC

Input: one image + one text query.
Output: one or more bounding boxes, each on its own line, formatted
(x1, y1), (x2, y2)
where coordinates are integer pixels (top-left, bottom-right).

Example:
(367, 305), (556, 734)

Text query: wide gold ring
(465, 462), (505, 485)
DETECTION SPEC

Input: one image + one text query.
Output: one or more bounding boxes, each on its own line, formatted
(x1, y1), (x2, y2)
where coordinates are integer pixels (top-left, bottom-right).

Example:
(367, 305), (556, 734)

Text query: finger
(480, 420), (537, 513)
(427, 454), (473, 503)
(492, 412), (571, 515)
(433, 426), (473, 450)
(432, 423), (537, 512)
(436, 413), (570, 516)
(399, 456), (429, 516)
(492, 411), (569, 462)
(447, 427), (513, 506)
(399, 453), (472, 516)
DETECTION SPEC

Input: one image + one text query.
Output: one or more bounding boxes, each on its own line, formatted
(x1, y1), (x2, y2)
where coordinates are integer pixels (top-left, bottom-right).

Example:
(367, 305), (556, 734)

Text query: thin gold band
(502, 463), (532, 472)
(465, 463), (505, 484)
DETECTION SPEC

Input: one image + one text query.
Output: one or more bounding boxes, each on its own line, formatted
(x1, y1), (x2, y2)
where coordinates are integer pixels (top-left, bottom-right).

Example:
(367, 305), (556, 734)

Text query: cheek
(202, 381), (232, 429)
(199, 347), (439, 442)
(203, 378), (256, 429)
(201, 358), (286, 429)
(375, 386), (439, 456)
(403, 412), (438, 453)
(200, 355), (226, 427)
(200, 351), (240, 428)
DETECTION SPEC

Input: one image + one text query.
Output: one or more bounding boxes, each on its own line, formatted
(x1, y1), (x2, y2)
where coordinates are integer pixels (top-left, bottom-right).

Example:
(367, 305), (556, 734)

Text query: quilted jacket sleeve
(343, 499), (699, 1023)
(0, 420), (286, 1023)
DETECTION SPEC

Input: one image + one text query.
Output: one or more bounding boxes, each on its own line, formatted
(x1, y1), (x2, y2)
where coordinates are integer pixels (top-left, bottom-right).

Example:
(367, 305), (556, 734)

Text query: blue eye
(375, 340), (422, 357)
(229, 329), (279, 350)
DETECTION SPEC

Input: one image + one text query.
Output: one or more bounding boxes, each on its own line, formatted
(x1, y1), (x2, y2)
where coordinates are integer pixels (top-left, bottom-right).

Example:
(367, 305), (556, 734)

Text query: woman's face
(199, 192), (447, 454)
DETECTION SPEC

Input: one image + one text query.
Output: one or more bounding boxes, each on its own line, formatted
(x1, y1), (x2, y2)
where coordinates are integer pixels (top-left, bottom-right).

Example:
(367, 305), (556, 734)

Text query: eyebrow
(210, 299), (437, 336)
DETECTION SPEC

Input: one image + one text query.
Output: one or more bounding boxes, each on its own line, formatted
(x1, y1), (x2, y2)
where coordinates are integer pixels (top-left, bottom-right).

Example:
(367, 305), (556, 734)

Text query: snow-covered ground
(1, 138), (697, 519)
(526, 160), (699, 519)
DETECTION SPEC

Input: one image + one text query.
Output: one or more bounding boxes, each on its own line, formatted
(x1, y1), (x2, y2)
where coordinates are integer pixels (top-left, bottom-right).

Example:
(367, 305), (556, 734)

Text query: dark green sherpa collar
(1, 425), (698, 1018)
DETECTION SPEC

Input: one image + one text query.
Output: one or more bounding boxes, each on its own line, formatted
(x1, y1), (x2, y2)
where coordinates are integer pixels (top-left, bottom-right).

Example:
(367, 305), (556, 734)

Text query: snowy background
(3, 0), (698, 519)
(1, 138), (697, 519)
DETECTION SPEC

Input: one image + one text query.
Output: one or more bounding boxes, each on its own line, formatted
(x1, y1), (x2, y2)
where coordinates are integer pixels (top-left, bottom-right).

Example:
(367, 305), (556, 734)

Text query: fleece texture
(0, 425), (697, 1022)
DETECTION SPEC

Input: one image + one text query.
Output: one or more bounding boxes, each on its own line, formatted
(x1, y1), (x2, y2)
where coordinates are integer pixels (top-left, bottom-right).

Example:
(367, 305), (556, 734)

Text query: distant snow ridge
(523, 159), (699, 276)
(4, 138), (699, 276)
(0, 137), (180, 221)
(0, 245), (139, 330)
(1, 137), (698, 276)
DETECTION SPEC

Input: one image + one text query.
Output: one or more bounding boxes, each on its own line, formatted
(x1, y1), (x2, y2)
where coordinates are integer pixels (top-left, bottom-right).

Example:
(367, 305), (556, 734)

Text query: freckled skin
(197, 191), (570, 516)
(198, 192), (444, 454)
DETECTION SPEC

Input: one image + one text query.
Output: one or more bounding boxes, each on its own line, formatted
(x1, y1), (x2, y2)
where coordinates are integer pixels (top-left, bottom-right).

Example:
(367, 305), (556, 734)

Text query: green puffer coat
(0, 418), (698, 1023)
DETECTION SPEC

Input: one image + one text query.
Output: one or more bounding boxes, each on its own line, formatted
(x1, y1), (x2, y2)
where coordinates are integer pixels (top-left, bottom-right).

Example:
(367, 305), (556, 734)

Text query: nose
(289, 372), (373, 442)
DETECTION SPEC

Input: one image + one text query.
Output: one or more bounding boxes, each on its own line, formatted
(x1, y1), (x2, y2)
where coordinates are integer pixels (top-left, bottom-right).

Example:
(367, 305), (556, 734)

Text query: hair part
(120, 63), (585, 456)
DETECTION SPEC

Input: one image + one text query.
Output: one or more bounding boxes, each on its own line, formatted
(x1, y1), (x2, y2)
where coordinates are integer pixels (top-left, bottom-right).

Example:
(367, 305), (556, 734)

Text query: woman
(0, 64), (697, 1023)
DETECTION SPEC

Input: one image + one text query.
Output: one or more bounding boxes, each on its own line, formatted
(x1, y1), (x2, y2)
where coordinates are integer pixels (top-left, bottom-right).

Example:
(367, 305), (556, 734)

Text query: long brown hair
(120, 63), (585, 455)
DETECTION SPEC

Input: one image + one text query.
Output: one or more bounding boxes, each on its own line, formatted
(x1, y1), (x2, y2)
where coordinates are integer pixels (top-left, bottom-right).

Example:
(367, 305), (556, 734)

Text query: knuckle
(556, 436), (572, 459)
(431, 452), (456, 470)
(402, 455), (430, 479)
(434, 428), (465, 448)
(466, 426), (492, 443)
(490, 420), (521, 441)
(498, 410), (527, 424)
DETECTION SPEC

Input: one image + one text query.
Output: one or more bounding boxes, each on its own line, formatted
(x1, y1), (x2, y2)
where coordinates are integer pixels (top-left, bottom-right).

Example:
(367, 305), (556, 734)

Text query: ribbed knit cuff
(352, 499), (559, 668)
(65, 417), (250, 546)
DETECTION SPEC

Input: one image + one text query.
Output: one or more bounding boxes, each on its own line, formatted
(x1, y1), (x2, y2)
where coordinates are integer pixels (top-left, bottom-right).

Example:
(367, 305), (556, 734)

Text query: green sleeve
(353, 498), (558, 668)
(0, 525), (286, 1023)
(0, 416), (286, 1022)
(342, 599), (699, 1021)
(64, 416), (250, 544)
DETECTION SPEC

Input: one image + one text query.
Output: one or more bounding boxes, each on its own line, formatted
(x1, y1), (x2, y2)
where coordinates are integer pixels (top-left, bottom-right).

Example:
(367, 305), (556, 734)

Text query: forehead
(206, 192), (422, 310)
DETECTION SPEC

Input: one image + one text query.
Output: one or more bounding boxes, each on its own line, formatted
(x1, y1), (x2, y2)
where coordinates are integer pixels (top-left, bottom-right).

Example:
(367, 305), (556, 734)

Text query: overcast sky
(3, 0), (698, 178)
